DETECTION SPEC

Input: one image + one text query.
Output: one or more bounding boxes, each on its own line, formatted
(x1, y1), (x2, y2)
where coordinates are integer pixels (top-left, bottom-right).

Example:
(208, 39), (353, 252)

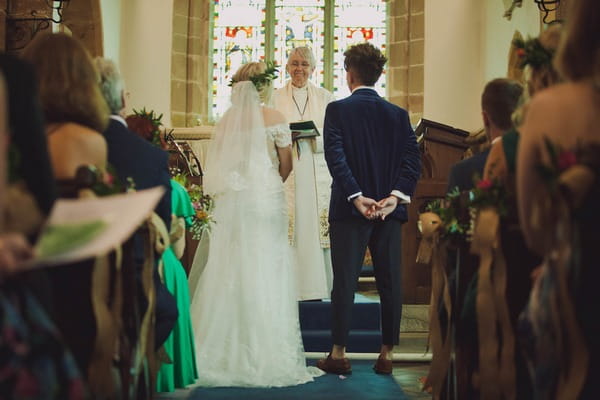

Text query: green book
(290, 120), (320, 140)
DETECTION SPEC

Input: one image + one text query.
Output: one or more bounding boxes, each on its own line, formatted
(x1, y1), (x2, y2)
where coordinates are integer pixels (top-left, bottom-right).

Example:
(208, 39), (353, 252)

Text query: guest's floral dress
(0, 280), (87, 399)
(519, 143), (600, 399)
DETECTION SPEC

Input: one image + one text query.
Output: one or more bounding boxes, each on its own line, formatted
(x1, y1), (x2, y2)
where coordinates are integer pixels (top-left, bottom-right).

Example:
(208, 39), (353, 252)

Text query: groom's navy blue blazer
(324, 88), (421, 222)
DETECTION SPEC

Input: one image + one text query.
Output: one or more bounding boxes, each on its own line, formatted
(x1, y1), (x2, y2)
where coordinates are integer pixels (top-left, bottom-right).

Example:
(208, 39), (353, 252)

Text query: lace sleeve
(268, 123), (292, 148)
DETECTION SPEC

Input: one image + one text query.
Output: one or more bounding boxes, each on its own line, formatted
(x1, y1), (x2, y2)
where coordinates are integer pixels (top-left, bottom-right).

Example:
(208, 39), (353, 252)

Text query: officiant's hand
(374, 196), (399, 221)
(353, 195), (379, 220)
(0, 233), (33, 276)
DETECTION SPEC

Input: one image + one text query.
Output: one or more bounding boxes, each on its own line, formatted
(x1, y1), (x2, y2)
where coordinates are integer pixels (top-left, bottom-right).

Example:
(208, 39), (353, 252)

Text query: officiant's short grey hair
(287, 47), (316, 69)
(95, 57), (124, 114)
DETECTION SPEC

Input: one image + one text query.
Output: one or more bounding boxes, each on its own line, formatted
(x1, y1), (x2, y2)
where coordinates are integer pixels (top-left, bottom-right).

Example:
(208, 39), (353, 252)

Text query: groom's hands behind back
(352, 195), (379, 219)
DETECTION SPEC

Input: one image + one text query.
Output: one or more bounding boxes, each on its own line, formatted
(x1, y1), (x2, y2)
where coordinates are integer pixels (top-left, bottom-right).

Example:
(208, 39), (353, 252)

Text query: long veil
(187, 81), (273, 294)
(203, 81), (271, 197)
(188, 81), (319, 387)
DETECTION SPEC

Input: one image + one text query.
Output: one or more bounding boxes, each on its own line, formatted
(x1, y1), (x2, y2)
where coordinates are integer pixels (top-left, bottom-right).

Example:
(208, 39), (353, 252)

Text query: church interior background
(0, 0), (566, 397)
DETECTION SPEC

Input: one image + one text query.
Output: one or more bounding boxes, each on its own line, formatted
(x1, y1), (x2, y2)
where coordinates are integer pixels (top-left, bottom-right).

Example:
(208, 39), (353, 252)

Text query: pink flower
(476, 179), (493, 190)
(558, 150), (577, 170)
(103, 173), (114, 185)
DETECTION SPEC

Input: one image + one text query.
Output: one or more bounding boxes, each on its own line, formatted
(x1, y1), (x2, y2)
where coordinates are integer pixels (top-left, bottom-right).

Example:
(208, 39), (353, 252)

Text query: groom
(318, 43), (421, 375)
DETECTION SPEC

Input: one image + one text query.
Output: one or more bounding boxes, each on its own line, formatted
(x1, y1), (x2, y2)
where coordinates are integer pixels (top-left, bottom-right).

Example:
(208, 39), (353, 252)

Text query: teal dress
(156, 180), (198, 392)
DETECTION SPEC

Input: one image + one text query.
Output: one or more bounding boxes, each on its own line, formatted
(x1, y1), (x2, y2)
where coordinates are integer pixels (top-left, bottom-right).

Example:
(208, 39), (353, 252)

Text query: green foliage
(513, 37), (554, 70)
(228, 61), (279, 92)
(172, 172), (214, 239)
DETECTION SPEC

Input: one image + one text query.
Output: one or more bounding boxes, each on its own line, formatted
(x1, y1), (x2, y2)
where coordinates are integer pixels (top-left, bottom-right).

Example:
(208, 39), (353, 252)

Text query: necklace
(291, 92), (309, 120)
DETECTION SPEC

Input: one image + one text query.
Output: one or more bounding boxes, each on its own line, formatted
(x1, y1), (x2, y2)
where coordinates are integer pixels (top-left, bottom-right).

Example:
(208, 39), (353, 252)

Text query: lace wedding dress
(188, 81), (322, 387)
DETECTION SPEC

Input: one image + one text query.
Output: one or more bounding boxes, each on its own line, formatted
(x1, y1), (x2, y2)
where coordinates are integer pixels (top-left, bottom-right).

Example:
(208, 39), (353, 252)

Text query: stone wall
(388, 0), (424, 126)
(170, 0), (211, 127)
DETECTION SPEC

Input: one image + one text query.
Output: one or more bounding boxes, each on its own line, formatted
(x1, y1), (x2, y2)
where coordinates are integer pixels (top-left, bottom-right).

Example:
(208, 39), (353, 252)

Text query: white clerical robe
(272, 80), (335, 300)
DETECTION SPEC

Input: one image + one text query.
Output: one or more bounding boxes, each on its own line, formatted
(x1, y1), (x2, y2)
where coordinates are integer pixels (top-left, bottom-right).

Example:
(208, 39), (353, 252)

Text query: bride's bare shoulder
(262, 106), (287, 126)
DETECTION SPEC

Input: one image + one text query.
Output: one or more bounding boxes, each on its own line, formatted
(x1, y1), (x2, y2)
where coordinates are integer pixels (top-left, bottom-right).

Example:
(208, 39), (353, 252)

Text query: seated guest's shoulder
(49, 122), (106, 145)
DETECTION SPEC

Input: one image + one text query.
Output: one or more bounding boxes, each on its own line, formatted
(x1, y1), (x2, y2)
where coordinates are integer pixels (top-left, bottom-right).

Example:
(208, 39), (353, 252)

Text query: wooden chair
(53, 166), (166, 399)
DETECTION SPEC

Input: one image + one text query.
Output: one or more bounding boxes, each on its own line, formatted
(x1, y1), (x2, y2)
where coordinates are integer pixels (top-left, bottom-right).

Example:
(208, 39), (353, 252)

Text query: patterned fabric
(0, 284), (86, 399)
(519, 143), (600, 399)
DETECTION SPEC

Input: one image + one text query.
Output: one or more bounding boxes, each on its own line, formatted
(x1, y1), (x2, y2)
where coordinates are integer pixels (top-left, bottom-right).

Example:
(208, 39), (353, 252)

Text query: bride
(188, 61), (323, 387)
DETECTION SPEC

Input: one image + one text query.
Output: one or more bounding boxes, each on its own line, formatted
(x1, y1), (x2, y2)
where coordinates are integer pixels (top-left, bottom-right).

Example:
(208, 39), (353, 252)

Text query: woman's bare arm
(277, 145), (292, 182)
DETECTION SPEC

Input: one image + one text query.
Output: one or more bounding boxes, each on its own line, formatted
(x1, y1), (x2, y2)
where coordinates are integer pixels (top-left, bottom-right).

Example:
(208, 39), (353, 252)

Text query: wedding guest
(318, 43), (420, 375)
(517, 0), (600, 397)
(447, 78), (523, 193)
(21, 32), (109, 180)
(272, 47), (335, 300)
(0, 54), (56, 314)
(95, 57), (178, 352)
(21, 32), (110, 374)
(0, 54), (56, 217)
(0, 70), (87, 399)
(484, 24), (562, 183)
(0, 71), (33, 273)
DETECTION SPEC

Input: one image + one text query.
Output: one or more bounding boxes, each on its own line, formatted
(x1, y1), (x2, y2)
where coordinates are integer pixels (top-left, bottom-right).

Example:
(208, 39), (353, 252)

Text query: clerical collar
(292, 84), (308, 92)
(352, 85), (375, 93)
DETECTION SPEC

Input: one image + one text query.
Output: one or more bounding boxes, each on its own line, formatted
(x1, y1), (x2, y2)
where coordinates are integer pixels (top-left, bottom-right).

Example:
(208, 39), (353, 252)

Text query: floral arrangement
(469, 177), (509, 217)
(421, 176), (510, 242)
(228, 61), (279, 92)
(125, 108), (167, 148)
(173, 173), (214, 240)
(513, 37), (554, 70)
(536, 137), (578, 193)
(83, 165), (135, 197)
(423, 188), (472, 240)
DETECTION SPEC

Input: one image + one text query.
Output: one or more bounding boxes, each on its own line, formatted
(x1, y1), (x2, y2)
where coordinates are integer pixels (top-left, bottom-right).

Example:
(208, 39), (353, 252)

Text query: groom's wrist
(390, 190), (410, 204)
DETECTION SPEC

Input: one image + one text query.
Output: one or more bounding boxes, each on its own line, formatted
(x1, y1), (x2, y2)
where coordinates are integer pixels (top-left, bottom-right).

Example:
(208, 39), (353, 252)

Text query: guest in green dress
(156, 180), (199, 392)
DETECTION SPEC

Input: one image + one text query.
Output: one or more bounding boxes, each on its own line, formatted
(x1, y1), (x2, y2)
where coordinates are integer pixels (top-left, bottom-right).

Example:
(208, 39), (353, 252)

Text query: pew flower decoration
(536, 138), (578, 193)
(469, 177), (509, 217)
(513, 37), (554, 70)
(173, 174), (214, 239)
(423, 188), (471, 240)
(82, 165), (135, 196)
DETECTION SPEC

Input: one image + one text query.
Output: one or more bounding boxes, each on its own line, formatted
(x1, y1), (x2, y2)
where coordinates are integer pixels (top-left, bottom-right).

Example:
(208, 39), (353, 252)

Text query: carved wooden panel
(61, 0), (103, 57)
(401, 119), (469, 304)
(3, 0), (52, 54)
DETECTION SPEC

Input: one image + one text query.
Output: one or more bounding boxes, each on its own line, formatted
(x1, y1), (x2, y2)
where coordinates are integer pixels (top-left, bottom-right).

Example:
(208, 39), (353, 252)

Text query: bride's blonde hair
(231, 62), (273, 104)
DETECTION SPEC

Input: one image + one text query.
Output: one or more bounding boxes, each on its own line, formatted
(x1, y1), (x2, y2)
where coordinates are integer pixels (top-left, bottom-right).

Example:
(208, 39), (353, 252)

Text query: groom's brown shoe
(316, 354), (352, 374)
(373, 355), (393, 375)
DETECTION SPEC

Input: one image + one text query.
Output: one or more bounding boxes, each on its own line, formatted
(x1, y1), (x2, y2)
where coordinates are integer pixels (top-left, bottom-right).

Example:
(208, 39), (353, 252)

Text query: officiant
(272, 47), (335, 301)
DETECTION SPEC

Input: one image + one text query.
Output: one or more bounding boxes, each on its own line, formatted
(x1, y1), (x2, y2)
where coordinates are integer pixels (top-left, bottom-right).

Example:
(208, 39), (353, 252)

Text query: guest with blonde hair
(517, 0), (600, 397)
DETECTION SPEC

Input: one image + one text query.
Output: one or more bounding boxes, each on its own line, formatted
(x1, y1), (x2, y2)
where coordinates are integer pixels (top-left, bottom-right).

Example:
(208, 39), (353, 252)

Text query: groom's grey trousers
(329, 217), (403, 346)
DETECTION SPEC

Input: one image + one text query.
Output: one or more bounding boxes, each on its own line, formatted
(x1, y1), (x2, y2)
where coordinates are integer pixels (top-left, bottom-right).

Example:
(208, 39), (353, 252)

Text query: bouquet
(173, 174), (214, 240)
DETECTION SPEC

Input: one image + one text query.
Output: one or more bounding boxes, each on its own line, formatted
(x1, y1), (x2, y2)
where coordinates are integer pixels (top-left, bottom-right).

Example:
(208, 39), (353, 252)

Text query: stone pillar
(387, 0), (424, 126)
(171, 0), (211, 127)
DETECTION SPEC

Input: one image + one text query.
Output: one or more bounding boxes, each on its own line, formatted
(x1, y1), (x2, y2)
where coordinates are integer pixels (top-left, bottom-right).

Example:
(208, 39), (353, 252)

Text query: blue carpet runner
(188, 360), (407, 400)
(299, 294), (382, 352)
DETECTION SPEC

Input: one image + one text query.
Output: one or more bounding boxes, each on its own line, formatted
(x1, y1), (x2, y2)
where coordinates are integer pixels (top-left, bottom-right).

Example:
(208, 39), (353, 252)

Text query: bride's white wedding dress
(188, 81), (322, 387)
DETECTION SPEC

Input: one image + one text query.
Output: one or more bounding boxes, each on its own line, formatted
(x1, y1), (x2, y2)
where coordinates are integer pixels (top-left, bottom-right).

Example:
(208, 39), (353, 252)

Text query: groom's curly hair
(343, 43), (387, 86)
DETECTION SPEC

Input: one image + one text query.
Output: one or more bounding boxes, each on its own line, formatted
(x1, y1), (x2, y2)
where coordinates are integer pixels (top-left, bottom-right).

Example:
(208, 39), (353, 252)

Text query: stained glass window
(274, 0), (325, 88)
(212, 0), (266, 118)
(211, 0), (387, 119)
(333, 0), (387, 98)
